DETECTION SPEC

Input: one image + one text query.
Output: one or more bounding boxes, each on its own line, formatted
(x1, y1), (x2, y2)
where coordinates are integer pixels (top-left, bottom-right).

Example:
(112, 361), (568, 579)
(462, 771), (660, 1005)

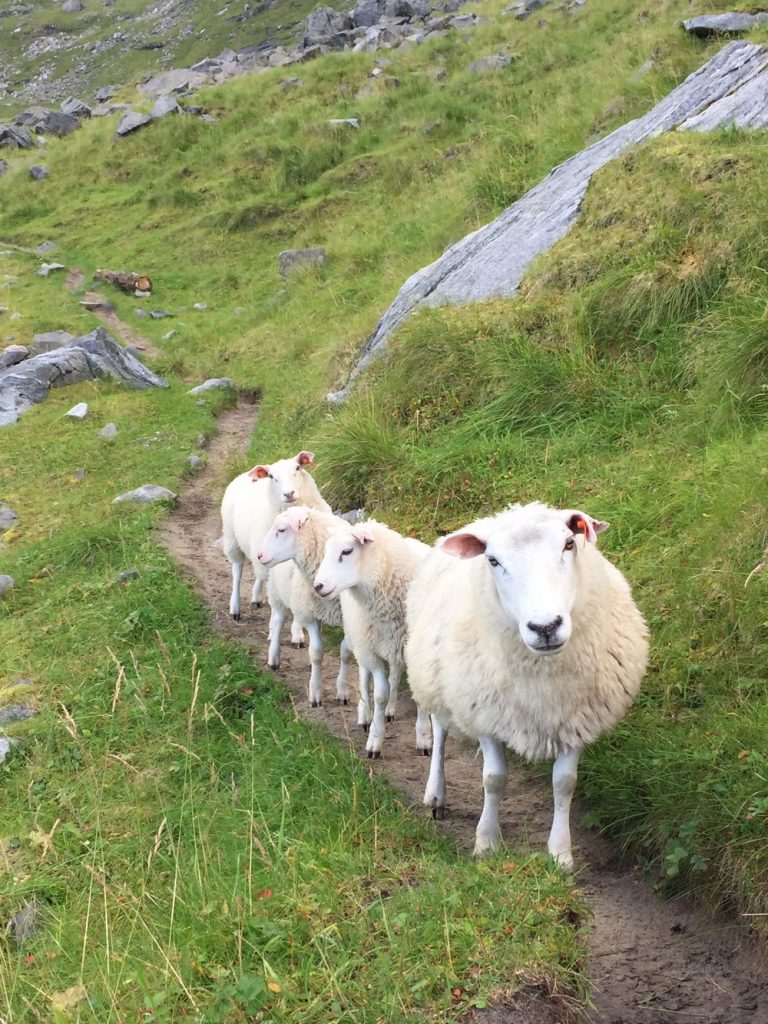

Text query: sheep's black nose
(314, 583), (324, 594)
(527, 616), (563, 641)
(284, 491), (295, 502)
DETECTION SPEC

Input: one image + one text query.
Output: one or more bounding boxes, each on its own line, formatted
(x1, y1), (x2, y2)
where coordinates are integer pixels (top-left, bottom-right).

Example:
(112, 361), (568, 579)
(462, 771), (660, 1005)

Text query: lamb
(256, 505), (356, 707)
(405, 502), (649, 870)
(220, 451), (331, 643)
(313, 520), (433, 759)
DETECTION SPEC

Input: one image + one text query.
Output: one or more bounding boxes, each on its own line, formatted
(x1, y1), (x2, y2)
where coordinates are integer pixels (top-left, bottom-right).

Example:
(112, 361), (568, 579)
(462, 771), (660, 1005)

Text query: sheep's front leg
(385, 661), (401, 722)
(229, 559), (243, 620)
(290, 617), (306, 649)
(474, 736), (507, 857)
(306, 619), (323, 707)
(251, 572), (264, 609)
(365, 663), (390, 759)
(357, 667), (372, 732)
(415, 704), (432, 756)
(336, 636), (352, 705)
(267, 603), (286, 669)
(423, 716), (447, 819)
(548, 747), (581, 872)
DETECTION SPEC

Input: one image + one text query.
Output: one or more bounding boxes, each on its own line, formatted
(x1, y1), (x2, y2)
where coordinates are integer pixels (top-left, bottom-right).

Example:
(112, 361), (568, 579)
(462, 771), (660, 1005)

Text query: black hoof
(386, 714), (395, 723)
(251, 601), (262, 609)
(231, 613), (241, 622)
(366, 750), (381, 760)
(311, 700), (322, 708)
(268, 662), (279, 671)
(432, 801), (445, 821)
(291, 641), (306, 649)
(337, 698), (349, 706)
(361, 723), (370, 733)
(419, 747), (432, 756)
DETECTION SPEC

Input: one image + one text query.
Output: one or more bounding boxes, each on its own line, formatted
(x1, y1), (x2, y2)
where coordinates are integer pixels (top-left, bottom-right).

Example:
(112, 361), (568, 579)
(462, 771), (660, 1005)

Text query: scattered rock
(150, 95), (182, 119)
(338, 507), (366, 524)
(0, 345), (28, 369)
(98, 421), (118, 439)
(328, 117), (360, 128)
(0, 504), (19, 532)
(683, 13), (768, 37)
(138, 69), (211, 97)
(150, 310), (171, 319)
(33, 240), (56, 255)
(135, 309), (150, 319)
(192, 302), (208, 310)
(115, 568), (140, 582)
(6, 898), (44, 948)
(62, 0), (84, 11)
(94, 85), (118, 101)
(65, 402), (89, 419)
(112, 484), (177, 506)
(187, 377), (235, 394)
(468, 50), (516, 73)
(187, 454), (205, 471)
(115, 110), (152, 136)
(0, 574), (14, 597)
(162, 329), (177, 340)
(279, 247), (327, 277)
(60, 97), (91, 119)
(0, 738), (14, 764)
(36, 262), (66, 277)
(73, 468), (87, 480)
(0, 705), (36, 725)
(0, 125), (32, 149)
(30, 330), (76, 355)
(304, 6), (353, 47)
(0, 160), (7, 178)
(504, 0), (546, 17)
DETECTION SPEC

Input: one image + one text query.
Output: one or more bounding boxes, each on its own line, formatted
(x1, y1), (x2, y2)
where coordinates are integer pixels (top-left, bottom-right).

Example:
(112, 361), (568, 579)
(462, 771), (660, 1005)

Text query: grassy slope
(1, 0), (767, 1015)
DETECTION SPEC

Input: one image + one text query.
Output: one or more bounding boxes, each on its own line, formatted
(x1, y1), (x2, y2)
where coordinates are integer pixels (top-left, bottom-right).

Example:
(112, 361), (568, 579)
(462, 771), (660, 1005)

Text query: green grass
(2, 0), (768, 1015)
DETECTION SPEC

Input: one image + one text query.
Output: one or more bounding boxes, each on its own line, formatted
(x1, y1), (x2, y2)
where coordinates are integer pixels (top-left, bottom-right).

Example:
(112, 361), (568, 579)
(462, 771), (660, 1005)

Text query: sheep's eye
(564, 537), (575, 551)
(277, 527), (286, 534)
(487, 556), (500, 568)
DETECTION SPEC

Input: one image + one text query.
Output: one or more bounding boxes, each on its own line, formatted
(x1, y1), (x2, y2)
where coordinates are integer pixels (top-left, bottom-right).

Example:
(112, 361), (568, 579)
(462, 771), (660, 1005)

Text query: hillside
(1, 0), (768, 1019)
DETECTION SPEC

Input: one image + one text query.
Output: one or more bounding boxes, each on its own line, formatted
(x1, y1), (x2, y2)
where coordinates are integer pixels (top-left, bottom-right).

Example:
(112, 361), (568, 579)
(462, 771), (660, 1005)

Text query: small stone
(192, 302), (208, 310)
(73, 469), (87, 480)
(338, 507), (366, 524)
(62, 0), (83, 11)
(33, 240), (57, 255)
(135, 309), (150, 319)
(468, 51), (516, 74)
(64, 402), (89, 419)
(30, 330), (76, 356)
(0, 345), (28, 369)
(7, 898), (43, 948)
(94, 85), (118, 101)
(0, 705), (35, 725)
(115, 110), (152, 137)
(187, 454), (205, 471)
(162, 329), (177, 340)
(149, 310), (171, 319)
(115, 568), (140, 582)
(36, 262), (65, 276)
(0, 574), (15, 597)
(0, 504), (19, 532)
(187, 377), (235, 395)
(99, 422), (118, 439)
(327, 118), (360, 129)
(0, 737), (13, 763)
(112, 484), (177, 505)
(278, 248), (326, 277)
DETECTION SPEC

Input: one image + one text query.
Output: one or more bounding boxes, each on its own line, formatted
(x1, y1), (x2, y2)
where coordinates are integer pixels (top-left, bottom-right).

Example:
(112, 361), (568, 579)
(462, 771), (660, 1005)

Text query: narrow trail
(65, 268), (161, 359)
(157, 400), (768, 1024)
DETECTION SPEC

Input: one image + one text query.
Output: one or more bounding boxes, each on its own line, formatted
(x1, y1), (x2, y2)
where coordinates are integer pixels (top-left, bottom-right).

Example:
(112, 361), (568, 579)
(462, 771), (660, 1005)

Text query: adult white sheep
(220, 451), (331, 639)
(256, 505), (356, 707)
(314, 520), (433, 759)
(405, 502), (648, 871)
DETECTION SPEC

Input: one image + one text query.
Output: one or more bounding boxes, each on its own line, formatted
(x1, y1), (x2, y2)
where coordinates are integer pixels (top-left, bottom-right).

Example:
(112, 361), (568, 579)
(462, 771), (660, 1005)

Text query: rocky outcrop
(328, 41), (768, 401)
(683, 13), (768, 38)
(0, 326), (167, 426)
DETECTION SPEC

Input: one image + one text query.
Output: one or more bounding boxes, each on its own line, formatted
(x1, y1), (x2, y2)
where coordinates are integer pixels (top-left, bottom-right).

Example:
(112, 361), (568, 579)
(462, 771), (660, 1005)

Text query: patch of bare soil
(158, 399), (768, 1024)
(65, 268), (161, 359)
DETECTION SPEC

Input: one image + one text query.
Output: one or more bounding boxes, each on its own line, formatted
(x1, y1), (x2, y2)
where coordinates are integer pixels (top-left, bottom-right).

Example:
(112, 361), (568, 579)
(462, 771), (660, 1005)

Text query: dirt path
(65, 268), (161, 359)
(157, 400), (768, 1024)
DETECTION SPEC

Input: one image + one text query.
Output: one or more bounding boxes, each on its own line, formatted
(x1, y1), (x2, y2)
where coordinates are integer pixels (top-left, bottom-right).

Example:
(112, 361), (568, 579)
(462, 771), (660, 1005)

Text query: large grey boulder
(61, 97), (92, 119)
(35, 111), (79, 137)
(29, 165), (49, 181)
(0, 326), (167, 424)
(0, 504), (19, 532)
(150, 95), (182, 118)
(94, 85), (118, 101)
(304, 6), (353, 47)
(30, 331), (76, 356)
(0, 346), (28, 370)
(351, 0), (382, 27)
(0, 125), (32, 149)
(279, 248), (327, 277)
(683, 13), (768, 38)
(116, 110), (152, 136)
(328, 41), (768, 401)
(62, 0), (84, 11)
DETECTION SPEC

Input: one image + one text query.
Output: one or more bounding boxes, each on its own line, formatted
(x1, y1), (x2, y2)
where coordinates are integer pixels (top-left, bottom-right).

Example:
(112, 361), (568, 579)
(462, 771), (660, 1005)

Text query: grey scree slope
(329, 41), (768, 402)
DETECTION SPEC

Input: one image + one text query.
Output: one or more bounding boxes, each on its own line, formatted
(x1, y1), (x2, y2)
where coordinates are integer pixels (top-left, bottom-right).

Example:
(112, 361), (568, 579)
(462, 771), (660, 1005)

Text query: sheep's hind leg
(357, 667), (372, 732)
(474, 735), (507, 857)
(251, 575), (264, 609)
(306, 620), (324, 707)
(385, 661), (401, 722)
(290, 617), (306, 649)
(415, 705), (432, 756)
(548, 747), (581, 872)
(335, 636), (352, 705)
(267, 603), (287, 670)
(229, 559), (243, 620)
(365, 664), (389, 759)
(423, 717), (447, 818)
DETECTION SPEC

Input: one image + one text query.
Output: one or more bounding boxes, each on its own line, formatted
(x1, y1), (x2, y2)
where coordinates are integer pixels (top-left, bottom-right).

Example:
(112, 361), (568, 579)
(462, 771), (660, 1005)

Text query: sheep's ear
(248, 465), (270, 481)
(566, 511), (608, 545)
(441, 532), (487, 558)
(286, 507), (310, 532)
(297, 451), (315, 467)
(351, 525), (374, 545)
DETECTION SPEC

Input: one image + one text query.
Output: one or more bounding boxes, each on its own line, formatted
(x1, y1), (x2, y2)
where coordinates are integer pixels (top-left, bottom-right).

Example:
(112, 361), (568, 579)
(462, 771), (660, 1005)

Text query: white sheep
(314, 520), (433, 759)
(220, 451), (331, 646)
(405, 502), (649, 870)
(256, 505), (355, 707)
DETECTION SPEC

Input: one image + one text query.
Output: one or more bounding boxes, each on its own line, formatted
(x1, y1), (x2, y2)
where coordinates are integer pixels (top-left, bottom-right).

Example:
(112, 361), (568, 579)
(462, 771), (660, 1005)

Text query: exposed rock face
(683, 13), (768, 37)
(328, 41), (768, 401)
(0, 326), (167, 424)
(0, 346), (28, 370)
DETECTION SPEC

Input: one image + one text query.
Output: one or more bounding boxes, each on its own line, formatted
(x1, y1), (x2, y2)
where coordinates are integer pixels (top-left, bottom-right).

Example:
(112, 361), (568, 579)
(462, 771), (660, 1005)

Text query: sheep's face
(256, 507), (309, 567)
(442, 505), (607, 656)
(248, 451), (315, 506)
(314, 526), (373, 599)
